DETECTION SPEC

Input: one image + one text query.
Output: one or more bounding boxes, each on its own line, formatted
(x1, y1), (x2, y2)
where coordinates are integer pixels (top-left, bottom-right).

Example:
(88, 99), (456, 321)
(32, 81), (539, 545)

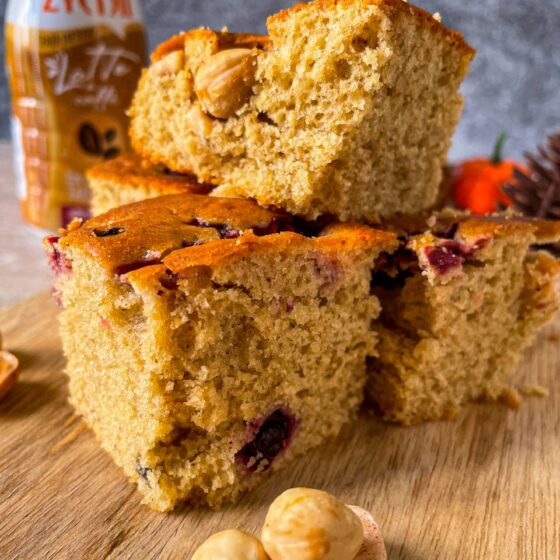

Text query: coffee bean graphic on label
(79, 123), (103, 156)
(78, 123), (122, 160)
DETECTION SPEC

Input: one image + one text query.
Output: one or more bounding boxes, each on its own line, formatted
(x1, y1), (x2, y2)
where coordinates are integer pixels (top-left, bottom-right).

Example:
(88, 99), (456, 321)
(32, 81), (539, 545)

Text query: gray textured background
(0, 0), (558, 159)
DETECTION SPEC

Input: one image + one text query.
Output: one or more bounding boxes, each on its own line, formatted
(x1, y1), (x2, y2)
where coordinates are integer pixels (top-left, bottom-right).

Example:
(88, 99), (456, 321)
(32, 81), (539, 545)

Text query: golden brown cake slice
(368, 214), (560, 425)
(44, 193), (397, 511)
(129, 0), (474, 221)
(88, 154), (212, 215)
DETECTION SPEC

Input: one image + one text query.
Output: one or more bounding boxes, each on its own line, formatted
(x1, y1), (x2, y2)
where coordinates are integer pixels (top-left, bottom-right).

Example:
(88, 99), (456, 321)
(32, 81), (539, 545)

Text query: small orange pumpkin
(451, 134), (523, 215)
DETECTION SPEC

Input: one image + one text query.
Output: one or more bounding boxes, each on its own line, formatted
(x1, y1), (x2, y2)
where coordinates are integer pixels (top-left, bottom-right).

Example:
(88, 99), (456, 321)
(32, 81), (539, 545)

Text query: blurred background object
(1, 0), (559, 160)
(4, 0), (146, 230)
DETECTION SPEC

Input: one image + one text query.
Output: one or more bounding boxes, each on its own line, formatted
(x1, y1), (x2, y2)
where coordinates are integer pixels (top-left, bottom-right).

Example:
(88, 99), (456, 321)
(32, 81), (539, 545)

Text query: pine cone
(503, 131), (560, 255)
(503, 131), (560, 219)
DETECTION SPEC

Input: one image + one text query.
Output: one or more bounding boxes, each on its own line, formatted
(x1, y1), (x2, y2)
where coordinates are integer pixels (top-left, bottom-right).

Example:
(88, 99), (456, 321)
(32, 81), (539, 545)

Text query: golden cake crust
(87, 154), (212, 197)
(385, 212), (560, 243)
(129, 226), (397, 287)
(152, 1), (475, 63)
(269, 0), (475, 59)
(56, 193), (397, 275)
(152, 29), (270, 62)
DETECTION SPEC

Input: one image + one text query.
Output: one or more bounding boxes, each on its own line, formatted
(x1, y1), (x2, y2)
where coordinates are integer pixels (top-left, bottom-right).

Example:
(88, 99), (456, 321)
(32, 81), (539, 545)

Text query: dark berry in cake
(235, 409), (297, 473)
(93, 227), (125, 238)
(425, 245), (463, 275)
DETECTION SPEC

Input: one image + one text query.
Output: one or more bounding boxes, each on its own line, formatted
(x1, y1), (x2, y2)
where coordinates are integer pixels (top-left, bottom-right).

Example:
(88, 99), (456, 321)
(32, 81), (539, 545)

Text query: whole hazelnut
(347, 505), (387, 560)
(0, 350), (20, 401)
(191, 529), (269, 560)
(150, 50), (185, 77)
(261, 487), (364, 560)
(194, 48), (257, 119)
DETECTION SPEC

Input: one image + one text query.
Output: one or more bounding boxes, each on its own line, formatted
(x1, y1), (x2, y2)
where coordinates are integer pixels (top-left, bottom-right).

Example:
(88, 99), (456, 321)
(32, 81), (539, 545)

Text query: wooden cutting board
(1, 293), (559, 560)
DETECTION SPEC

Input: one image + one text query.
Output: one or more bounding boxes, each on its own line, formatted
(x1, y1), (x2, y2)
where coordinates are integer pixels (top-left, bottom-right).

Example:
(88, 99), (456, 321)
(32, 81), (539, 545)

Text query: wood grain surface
(0, 143), (52, 309)
(0, 293), (559, 560)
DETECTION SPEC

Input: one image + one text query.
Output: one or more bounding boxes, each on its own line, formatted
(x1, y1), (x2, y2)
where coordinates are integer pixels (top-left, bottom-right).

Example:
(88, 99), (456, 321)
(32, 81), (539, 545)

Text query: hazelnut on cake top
(44, 193), (397, 511)
(368, 213), (560, 424)
(88, 154), (212, 216)
(129, 0), (474, 221)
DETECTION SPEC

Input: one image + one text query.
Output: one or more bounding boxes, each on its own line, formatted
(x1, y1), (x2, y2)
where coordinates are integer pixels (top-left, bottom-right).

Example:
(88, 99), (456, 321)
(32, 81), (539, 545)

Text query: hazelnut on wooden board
(191, 529), (269, 560)
(0, 350), (20, 401)
(150, 50), (185, 77)
(261, 487), (364, 560)
(194, 48), (257, 119)
(347, 505), (387, 560)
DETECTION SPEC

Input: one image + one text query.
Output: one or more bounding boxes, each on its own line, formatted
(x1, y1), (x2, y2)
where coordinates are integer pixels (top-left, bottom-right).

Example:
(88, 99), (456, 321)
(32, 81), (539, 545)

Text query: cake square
(44, 193), (396, 510)
(369, 214), (560, 424)
(88, 154), (212, 216)
(129, 0), (474, 221)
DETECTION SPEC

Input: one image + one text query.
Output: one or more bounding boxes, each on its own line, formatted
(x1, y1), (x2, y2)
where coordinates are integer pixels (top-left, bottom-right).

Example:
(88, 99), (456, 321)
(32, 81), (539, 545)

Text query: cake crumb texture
(88, 154), (213, 216)
(368, 214), (560, 424)
(45, 193), (397, 510)
(129, 0), (474, 221)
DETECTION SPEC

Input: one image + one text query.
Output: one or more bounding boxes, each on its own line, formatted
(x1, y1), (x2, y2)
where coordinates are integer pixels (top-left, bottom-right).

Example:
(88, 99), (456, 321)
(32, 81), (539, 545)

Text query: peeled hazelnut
(192, 529), (269, 560)
(347, 505), (387, 560)
(151, 50), (185, 77)
(0, 350), (20, 401)
(186, 104), (214, 139)
(261, 487), (364, 560)
(194, 48), (257, 119)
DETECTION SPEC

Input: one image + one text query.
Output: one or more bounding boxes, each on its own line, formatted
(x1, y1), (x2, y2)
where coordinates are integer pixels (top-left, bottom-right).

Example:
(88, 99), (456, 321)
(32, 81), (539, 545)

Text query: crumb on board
(500, 387), (522, 409)
(520, 384), (549, 398)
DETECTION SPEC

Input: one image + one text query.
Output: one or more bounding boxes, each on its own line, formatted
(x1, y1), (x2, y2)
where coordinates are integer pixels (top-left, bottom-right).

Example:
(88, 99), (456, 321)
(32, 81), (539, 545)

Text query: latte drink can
(5, 0), (147, 229)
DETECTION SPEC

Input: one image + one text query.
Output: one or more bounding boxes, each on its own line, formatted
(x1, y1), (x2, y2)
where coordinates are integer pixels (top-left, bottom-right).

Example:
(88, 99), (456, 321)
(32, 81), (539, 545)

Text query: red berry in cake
(235, 409), (297, 473)
(425, 245), (463, 275)
(159, 270), (179, 290)
(114, 258), (163, 276)
(93, 227), (125, 237)
(44, 236), (72, 277)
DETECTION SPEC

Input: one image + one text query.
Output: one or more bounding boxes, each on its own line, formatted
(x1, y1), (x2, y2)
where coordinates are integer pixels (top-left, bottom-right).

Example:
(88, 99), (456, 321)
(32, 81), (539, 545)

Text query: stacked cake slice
(369, 214), (560, 424)
(44, 0), (560, 512)
(129, 0), (474, 221)
(45, 194), (396, 511)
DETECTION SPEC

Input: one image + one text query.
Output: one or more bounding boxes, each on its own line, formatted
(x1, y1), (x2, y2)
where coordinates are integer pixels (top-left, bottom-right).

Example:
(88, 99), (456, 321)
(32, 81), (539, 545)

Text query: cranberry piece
(286, 298), (295, 313)
(235, 409), (297, 473)
(93, 227), (125, 237)
(114, 258), (163, 276)
(220, 226), (241, 239)
(159, 269), (179, 290)
(425, 245), (463, 274)
(45, 236), (72, 276)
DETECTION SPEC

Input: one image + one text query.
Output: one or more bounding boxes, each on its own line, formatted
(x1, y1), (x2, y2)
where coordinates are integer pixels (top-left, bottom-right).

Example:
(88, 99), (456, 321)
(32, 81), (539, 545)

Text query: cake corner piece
(129, 0), (474, 222)
(368, 214), (560, 425)
(87, 154), (213, 216)
(44, 192), (397, 511)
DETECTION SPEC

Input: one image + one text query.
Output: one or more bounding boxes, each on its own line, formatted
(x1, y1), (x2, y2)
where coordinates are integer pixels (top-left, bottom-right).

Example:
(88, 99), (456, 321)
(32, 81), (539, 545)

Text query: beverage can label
(5, 0), (147, 230)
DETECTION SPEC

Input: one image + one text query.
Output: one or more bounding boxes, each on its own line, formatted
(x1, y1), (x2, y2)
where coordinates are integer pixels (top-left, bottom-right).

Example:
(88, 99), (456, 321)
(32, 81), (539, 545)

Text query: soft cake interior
(52, 225), (384, 511)
(368, 222), (560, 425)
(130, 0), (473, 220)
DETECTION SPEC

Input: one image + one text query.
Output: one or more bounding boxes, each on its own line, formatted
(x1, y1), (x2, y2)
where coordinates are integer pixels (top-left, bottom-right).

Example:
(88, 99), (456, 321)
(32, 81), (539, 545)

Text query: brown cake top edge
(270, 0), (474, 58)
(151, 0), (474, 64)
(152, 29), (270, 62)
(382, 212), (560, 244)
(87, 154), (213, 196)
(48, 193), (397, 279)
